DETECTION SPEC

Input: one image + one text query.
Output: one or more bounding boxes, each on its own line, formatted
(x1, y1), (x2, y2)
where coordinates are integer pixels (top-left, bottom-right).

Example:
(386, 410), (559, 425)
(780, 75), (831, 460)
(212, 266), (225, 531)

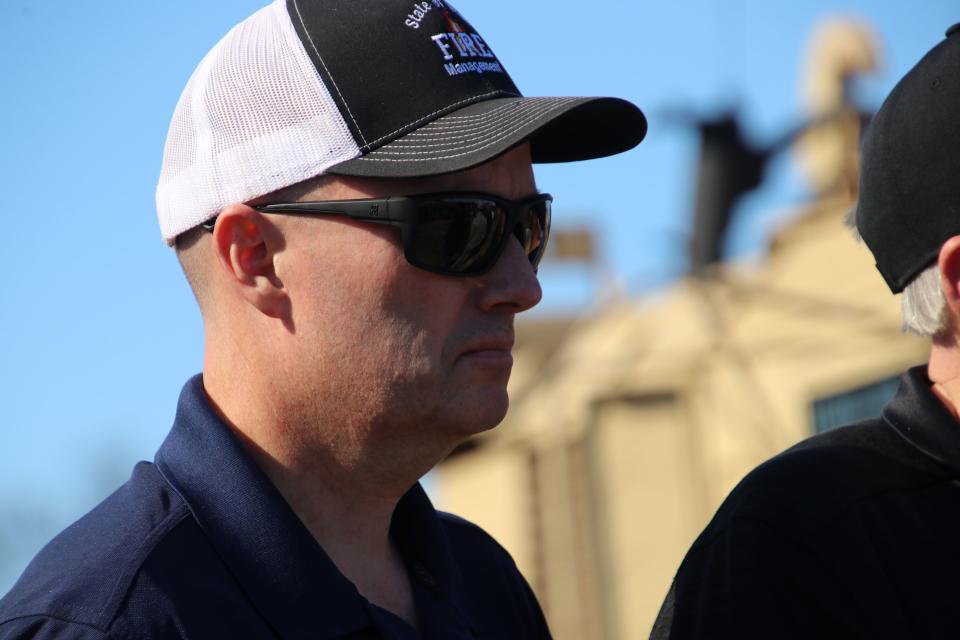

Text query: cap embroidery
(402, 0), (505, 78)
(404, 2), (434, 30)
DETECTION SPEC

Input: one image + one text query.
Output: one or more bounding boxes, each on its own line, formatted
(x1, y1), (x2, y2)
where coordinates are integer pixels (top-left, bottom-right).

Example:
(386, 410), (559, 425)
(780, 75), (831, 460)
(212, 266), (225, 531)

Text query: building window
(812, 376), (901, 434)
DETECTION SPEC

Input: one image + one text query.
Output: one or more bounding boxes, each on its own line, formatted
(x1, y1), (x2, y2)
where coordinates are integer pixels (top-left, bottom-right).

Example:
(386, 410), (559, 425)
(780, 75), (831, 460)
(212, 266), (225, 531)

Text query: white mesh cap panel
(156, 0), (361, 244)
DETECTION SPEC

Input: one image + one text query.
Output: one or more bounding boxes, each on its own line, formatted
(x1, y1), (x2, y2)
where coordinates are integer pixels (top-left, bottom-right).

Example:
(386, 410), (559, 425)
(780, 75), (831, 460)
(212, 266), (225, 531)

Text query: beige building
(435, 20), (929, 639)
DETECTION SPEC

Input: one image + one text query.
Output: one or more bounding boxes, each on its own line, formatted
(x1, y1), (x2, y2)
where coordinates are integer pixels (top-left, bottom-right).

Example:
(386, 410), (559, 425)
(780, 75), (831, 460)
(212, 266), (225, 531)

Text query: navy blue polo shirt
(0, 376), (551, 639)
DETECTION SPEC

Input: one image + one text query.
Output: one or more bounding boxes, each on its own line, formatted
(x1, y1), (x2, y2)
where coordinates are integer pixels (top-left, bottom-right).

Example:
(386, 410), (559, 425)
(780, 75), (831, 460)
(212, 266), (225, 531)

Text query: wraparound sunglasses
(202, 192), (551, 277)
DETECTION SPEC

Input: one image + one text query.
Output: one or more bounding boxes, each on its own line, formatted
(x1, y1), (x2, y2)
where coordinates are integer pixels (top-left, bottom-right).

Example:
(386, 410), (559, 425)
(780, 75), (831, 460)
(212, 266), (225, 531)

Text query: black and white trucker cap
(156, 0), (647, 244)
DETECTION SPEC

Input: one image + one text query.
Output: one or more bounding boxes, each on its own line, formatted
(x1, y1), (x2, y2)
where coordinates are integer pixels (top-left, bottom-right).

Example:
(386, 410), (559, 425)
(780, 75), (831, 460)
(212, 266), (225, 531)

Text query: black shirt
(652, 365), (960, 639)
(0, 376), (550, 639)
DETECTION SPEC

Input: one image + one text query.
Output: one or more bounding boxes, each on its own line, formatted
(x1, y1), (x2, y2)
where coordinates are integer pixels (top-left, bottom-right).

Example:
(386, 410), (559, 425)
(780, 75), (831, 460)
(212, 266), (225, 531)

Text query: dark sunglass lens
(518, 200), (550, 268)
(412, 199), (506, 273)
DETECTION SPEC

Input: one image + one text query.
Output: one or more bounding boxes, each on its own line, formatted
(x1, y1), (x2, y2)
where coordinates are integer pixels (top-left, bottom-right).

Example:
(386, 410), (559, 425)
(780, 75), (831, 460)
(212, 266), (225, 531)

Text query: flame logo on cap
(442, 8), (465, 33)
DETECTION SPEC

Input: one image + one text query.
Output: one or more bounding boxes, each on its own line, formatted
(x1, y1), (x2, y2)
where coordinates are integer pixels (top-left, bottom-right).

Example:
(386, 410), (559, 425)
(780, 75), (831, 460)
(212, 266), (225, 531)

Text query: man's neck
(927, 341), (960, 421)
(202, 363), (446, 628)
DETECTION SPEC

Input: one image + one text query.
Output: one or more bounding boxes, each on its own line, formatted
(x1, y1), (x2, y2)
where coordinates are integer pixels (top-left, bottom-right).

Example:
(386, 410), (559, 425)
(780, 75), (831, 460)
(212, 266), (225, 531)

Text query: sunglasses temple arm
(257, 199), (408, 223)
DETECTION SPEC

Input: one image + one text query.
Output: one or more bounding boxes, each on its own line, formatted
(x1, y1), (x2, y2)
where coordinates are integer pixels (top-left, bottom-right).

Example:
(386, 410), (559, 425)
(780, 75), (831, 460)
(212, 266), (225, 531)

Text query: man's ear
(211, 204), (289, 320)
(938, 236), (960, 314)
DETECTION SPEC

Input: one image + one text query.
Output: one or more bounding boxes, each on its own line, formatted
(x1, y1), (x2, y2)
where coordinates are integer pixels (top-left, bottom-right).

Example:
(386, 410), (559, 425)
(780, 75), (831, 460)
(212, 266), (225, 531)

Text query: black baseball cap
(857, 24), (960, 293)
(311, 0), (647, 177)
(156, 0), (647, 243)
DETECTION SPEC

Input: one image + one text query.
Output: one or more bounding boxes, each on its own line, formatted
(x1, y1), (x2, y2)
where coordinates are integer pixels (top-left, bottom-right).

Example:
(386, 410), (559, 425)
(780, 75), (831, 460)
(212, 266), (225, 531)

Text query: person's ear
(211, 204), (289, 320)
(938, 236), (960, 315)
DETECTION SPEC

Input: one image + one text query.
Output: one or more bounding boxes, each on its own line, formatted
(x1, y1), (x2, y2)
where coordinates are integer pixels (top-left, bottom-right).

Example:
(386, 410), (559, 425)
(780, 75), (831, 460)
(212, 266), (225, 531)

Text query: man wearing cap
(0, 1), (644, 638)
(652, 25), (960, 640)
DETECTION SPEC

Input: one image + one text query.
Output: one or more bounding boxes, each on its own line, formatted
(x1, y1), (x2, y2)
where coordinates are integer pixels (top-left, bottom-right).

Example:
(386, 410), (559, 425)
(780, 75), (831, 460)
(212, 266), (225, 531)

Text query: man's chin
(450, 388), (510, 435)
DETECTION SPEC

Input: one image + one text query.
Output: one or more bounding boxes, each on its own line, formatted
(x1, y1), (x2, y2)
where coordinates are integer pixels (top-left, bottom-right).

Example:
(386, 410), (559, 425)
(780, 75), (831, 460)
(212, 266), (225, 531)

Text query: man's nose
(476, 236), (543, 313)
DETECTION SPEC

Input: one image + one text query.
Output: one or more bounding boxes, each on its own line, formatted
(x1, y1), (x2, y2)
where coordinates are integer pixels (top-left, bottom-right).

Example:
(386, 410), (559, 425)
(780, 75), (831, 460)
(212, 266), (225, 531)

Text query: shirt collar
(883, 365), (960, 475)
(154, 375), (476, 639)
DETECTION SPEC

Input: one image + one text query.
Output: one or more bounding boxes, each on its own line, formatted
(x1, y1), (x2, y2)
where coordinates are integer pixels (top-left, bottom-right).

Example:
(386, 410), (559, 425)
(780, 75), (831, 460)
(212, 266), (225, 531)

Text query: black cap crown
(857, 24), (960, 293)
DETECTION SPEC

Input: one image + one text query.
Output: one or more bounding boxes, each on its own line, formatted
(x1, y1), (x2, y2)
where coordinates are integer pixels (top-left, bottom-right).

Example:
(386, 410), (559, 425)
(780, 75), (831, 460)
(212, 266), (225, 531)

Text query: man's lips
(457, 337), (515, 360)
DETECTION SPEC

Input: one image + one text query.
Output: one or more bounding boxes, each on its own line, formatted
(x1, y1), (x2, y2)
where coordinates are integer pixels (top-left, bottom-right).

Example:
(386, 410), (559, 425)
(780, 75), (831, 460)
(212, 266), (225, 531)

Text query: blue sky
(0, 0), (954, 591)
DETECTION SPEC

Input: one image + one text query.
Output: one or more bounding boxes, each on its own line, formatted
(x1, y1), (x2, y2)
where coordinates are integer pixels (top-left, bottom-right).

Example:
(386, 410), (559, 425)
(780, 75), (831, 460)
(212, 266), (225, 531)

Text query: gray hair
(844, 206), (948, 338)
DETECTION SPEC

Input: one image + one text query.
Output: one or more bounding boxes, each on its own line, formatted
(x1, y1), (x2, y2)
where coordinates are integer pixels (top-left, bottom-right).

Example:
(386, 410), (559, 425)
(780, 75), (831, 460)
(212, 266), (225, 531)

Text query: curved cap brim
(328, 96), (647, 178)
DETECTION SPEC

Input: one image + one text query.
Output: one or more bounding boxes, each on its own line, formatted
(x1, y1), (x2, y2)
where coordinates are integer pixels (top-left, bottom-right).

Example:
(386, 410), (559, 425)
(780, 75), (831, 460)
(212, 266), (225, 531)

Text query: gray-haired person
(653, 24), (960, 640)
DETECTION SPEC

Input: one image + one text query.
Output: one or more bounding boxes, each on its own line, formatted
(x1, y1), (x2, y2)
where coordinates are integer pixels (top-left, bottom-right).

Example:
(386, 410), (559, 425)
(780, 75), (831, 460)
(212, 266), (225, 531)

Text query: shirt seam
(882, 411), (960, 473)
(0, 505), (192, 633)
(99, 504), (192, 628)
(0, 613), (112, 637)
